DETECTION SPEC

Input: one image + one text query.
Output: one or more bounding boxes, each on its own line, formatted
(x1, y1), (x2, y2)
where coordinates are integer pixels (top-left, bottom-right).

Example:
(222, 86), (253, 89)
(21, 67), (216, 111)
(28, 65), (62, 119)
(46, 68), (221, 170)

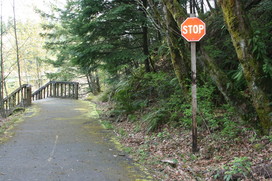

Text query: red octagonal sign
(181, 17), (206, 42)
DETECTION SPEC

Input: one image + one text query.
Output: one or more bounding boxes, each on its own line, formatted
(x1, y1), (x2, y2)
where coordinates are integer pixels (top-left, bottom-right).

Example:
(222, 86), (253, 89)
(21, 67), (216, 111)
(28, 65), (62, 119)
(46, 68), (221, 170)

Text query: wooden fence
(0, 81), (79, 117)
(0, 84), (32, 117)
(32, 81), (79, 101)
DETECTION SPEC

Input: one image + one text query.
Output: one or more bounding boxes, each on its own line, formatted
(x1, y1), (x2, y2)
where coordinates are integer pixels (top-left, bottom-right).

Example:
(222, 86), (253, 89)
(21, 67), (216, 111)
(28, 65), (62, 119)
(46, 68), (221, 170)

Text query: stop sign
(181, 17), (206, 42)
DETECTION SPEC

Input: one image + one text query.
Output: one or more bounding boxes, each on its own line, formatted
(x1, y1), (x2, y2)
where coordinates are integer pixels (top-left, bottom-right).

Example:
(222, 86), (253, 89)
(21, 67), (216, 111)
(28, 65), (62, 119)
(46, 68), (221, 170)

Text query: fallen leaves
(97, 102), (272, 180)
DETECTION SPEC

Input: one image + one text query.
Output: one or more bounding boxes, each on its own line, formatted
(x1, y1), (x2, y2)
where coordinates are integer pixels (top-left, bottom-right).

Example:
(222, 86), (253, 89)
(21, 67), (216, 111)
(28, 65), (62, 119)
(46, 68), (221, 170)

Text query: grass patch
(101, 120), (114, 129)
(0, 111), (25, 143)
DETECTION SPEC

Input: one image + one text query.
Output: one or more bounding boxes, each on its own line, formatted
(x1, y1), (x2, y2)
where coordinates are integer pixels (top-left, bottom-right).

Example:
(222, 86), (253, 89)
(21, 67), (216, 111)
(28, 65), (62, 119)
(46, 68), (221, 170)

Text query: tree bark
(205, 0), (213, 10)
(0, 0), (4, 116)
(0, 0), (3, 97)
(162, 0), (187, 25)
(193, 0), (201, 15)
(86, 71), (101, 95)
(164, 6), (189, 93)
(35, 59), (42, 88)
(200, 0), (204, 14)
(219, 0), (272, 134)
(4, 79), (8, 97)
(142, 0), (151, 72)
(13, 0), (22, 87)
(214, 0), (218, 9)
(95, 72), (101, 93)
(147, 0), (190, 93)
(86, 74), (92, 91)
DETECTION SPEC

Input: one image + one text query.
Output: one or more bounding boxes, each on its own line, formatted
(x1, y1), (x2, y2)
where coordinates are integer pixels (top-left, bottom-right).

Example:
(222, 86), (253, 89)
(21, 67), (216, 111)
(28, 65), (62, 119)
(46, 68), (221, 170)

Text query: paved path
(0, 98), (152, 181)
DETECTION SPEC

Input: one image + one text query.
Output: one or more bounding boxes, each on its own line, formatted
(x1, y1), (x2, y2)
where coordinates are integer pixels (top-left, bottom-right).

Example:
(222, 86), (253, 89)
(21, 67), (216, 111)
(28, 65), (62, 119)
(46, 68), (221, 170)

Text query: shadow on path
(0, 98), (152, 181)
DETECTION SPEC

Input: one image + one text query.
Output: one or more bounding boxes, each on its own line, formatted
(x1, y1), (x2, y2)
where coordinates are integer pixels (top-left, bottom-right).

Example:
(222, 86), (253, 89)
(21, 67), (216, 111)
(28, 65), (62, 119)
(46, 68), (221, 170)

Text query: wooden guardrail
(32, 81), (79, 101)
(0, 84), (32, 117)
(0, 81), (79, 117)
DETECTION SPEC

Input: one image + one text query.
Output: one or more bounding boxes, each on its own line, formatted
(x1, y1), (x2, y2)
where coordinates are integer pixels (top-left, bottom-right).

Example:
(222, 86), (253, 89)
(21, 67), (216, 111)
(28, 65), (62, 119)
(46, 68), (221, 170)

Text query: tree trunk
(193, 0), (201, 15)
(86, 71), (101, 95)
(200, 0), (204, 14)
(148, 0), (190, 92)
(13, 0), (22, 87)
(206, 0), (213, 11)
(0, 0), (3, 96)
(95, 72), (101, 93)
(214, 0), (218, 9)
(164, 6), (189, 94)
(35, 59), (42, 88)
(86, 74), (92, 90)
(219, 0), (272, 134)
(4, 79), (7, 97)
(162, 0), (187, 25)
(0, 0), (3, 116)
(142, 0), (151, 73)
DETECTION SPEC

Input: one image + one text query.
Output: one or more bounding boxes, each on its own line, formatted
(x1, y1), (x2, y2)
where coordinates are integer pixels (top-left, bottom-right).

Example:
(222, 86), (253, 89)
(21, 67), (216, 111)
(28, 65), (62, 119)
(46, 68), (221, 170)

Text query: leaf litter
(97, 102), (272, 181)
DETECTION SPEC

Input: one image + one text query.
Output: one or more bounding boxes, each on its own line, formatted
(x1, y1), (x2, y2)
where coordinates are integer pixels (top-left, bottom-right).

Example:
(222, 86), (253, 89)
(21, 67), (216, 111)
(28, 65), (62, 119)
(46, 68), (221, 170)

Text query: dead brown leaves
(111, 120), (272, 180)
(97, 102), (271, 180)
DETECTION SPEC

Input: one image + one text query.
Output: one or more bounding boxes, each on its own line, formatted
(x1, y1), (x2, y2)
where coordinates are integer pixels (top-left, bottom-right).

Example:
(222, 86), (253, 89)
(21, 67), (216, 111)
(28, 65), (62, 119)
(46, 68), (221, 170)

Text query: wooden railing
(0, 84), (32, 117)
(0, 81), (79, 117)
(32, 81), (79, 101)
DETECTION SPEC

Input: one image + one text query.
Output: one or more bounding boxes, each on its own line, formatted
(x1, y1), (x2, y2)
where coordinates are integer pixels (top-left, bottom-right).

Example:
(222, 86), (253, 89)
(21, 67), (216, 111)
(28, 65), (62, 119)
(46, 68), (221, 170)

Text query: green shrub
(112, 71), (178, 115)
(110, 70), (239, 136)
(143, 107), (170, 133)
(221, 120), (239, 138)
(223, 157), (252, 181)
(101, 120), (113, 129)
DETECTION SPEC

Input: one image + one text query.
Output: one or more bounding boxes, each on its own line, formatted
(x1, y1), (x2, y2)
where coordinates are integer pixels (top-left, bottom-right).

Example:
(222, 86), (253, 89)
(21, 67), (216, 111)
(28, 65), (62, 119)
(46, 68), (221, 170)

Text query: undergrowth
(97, 70), (271, 180)
(0, 108), (25, 143)
(108, 70), (241, 138)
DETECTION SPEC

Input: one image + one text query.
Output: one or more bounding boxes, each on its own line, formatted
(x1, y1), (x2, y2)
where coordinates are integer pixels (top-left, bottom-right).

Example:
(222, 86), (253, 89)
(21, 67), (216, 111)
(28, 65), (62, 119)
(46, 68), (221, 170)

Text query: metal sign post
(181, 14), (206, 153)
(191, 38), (198, 153)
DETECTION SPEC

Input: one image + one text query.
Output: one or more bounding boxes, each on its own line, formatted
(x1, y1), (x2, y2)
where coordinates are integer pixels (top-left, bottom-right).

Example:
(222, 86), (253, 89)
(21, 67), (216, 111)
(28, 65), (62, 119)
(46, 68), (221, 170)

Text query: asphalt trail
(0, 98), (152, 181)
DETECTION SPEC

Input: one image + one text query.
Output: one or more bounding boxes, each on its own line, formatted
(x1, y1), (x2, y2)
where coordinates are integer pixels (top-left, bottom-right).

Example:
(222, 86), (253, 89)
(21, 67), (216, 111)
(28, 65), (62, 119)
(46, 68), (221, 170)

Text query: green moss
(24, 104), (40, 118)
(163, 0), (187, 25)
(220, 0), (272, 134)
(0, 111), (27, 143)
(253, 143), (264, 151)
(110, 137), (124, 151)
(101, 120), (113, 129)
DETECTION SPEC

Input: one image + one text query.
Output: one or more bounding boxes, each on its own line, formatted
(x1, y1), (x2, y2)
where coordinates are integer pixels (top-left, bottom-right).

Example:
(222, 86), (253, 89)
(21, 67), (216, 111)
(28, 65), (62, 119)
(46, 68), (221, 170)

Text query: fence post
(75, 83), (79, 99)
(68, 84), (71, 97)
(53, 82), (56, 97)
(64, 84), (67, 97)
(61, 83), (63, 97)
(56, 83), (59, 97)
(26, 85), (32, 106)
(49, 82), (52, 97)
(23, 85), (32, 106)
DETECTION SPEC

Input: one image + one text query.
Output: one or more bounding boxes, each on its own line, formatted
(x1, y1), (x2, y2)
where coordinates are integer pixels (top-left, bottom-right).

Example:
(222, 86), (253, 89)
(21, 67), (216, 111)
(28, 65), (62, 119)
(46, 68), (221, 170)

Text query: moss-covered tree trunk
(219, 0), (271, 134)
(142, 0), (151, 73)
(148, 0), (189, 92)
(86, 71), (101, 95)
(164, 6), (189, 93)
(162, 0), (187, 26)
